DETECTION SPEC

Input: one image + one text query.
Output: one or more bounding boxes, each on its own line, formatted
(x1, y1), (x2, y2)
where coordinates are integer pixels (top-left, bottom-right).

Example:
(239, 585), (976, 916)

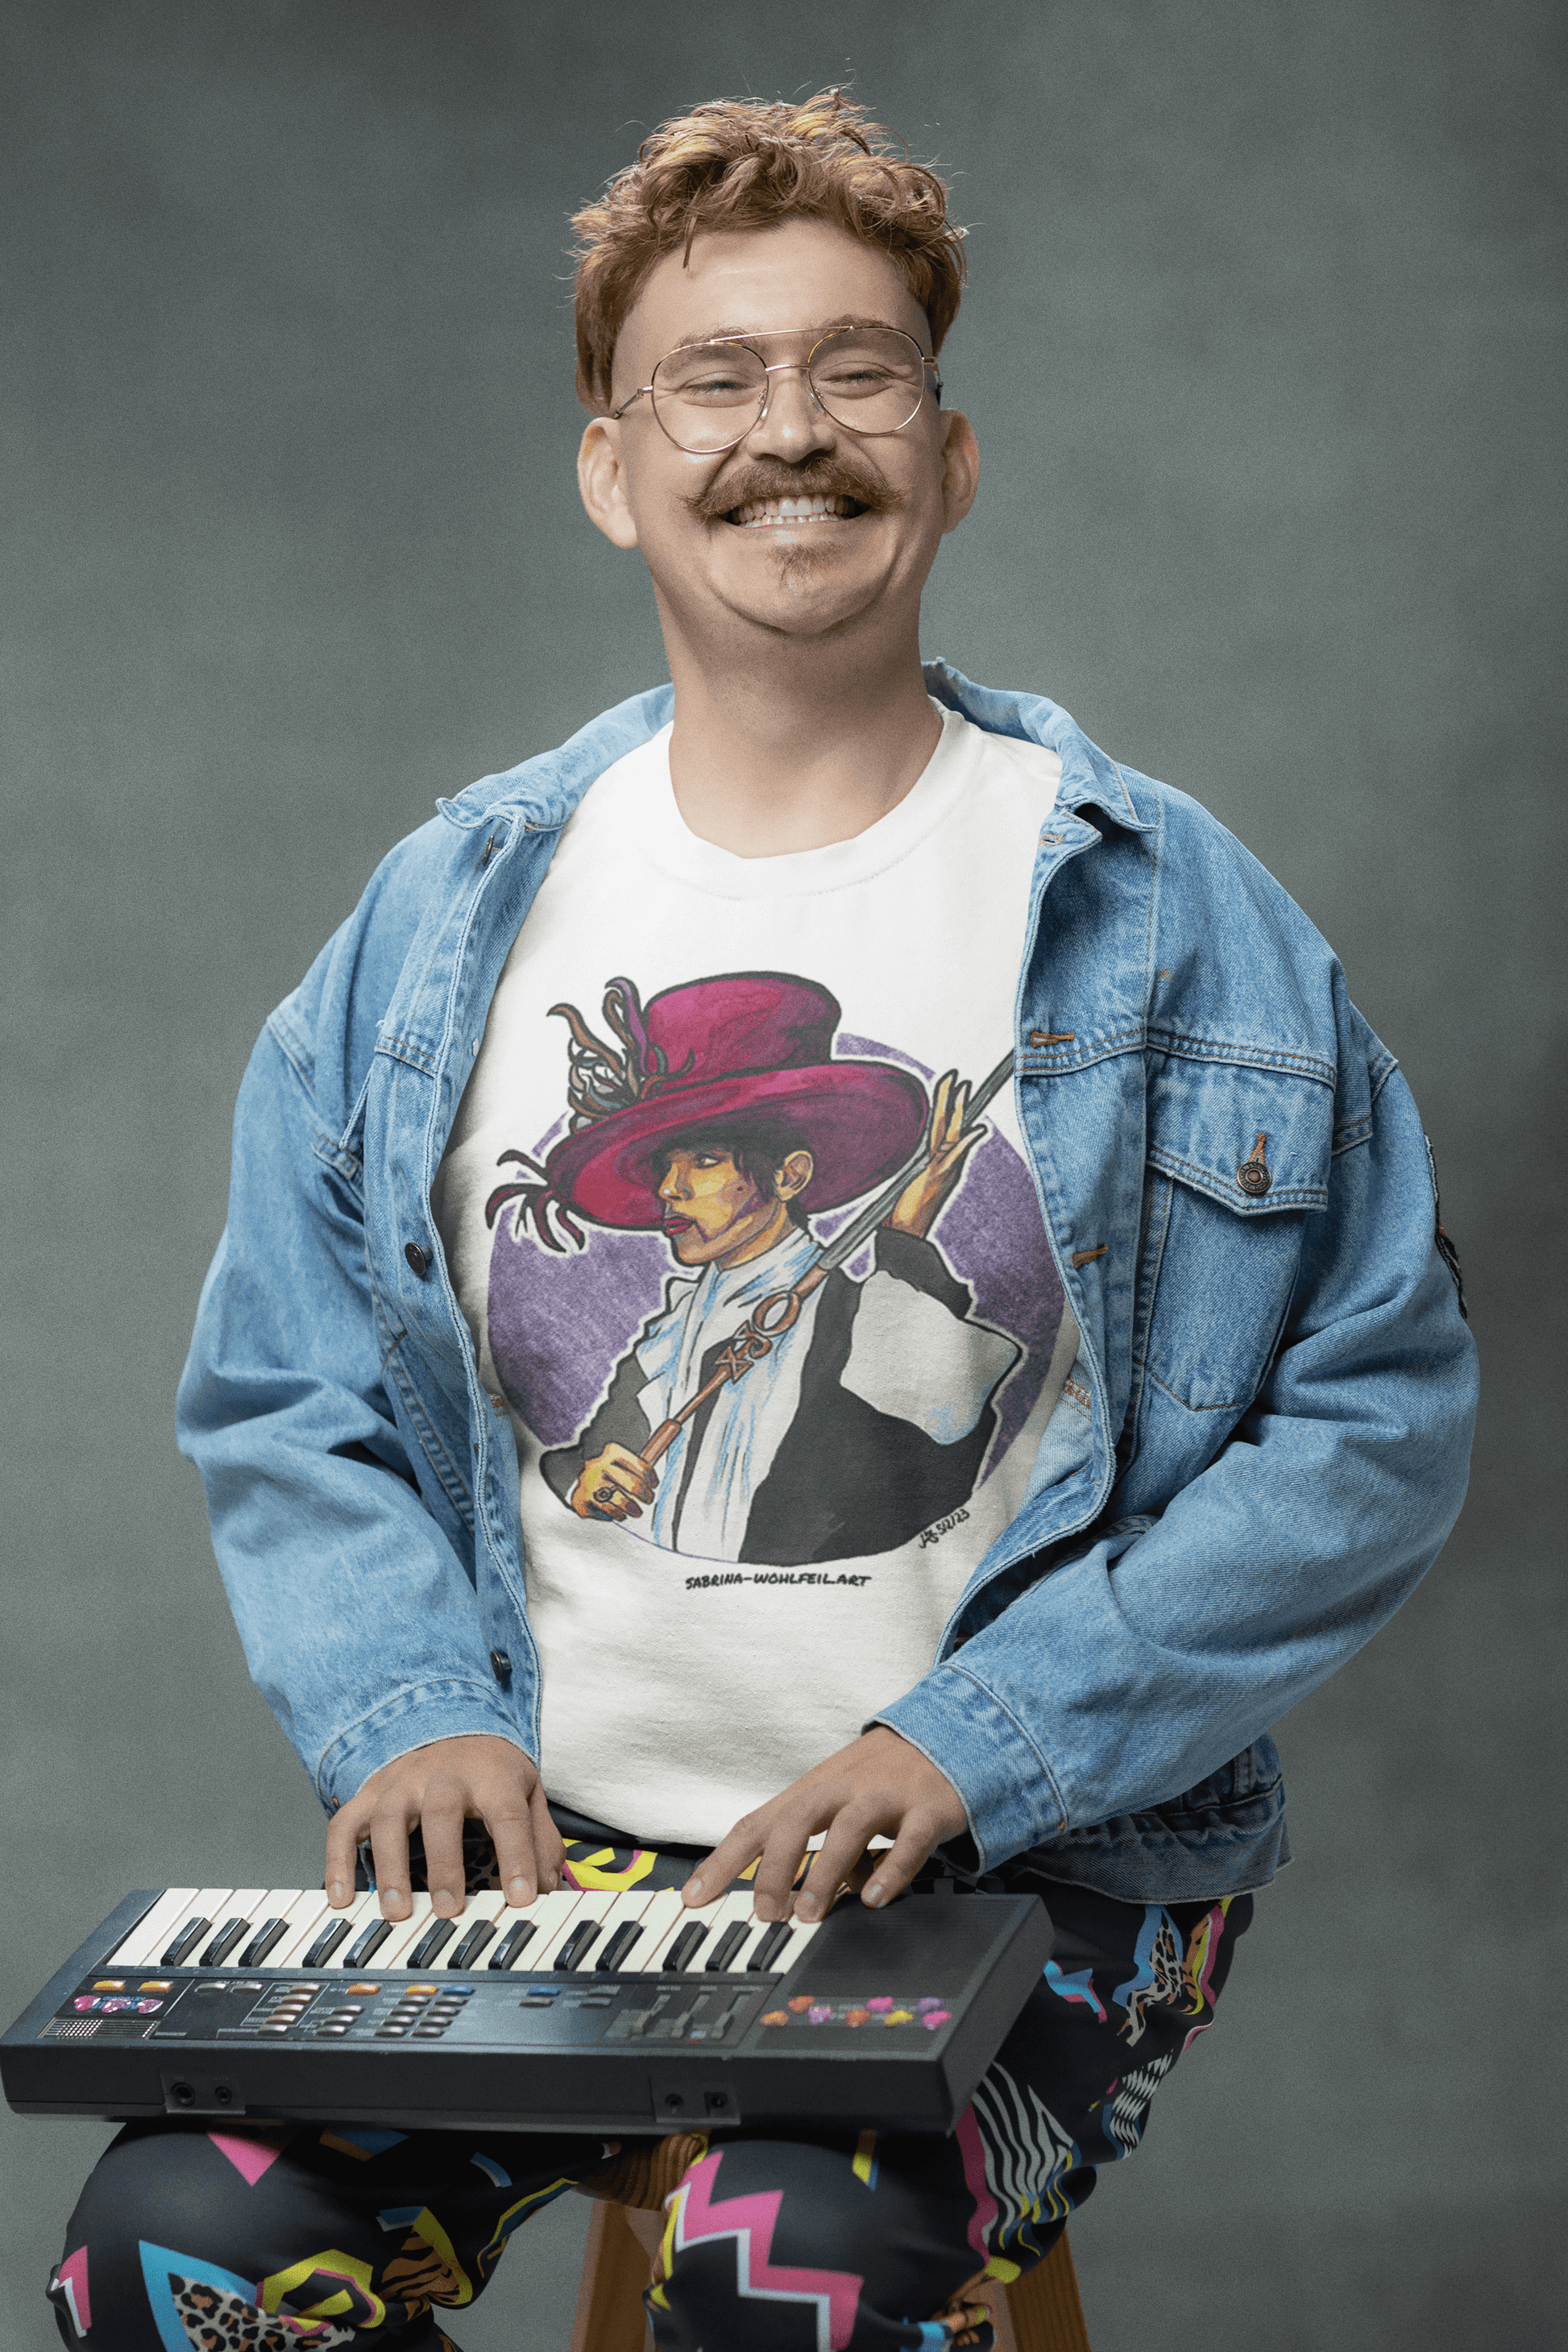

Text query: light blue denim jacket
(177, 665), (1478, 1904)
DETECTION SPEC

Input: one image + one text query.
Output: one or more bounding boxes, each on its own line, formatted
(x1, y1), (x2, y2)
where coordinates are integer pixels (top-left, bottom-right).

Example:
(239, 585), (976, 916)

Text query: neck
(660, 605), (940, 859)
(713, 1201), (801, 1271)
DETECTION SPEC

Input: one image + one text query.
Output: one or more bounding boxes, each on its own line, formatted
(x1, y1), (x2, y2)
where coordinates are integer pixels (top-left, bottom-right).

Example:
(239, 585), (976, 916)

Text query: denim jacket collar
(433, 661), (1151, 842)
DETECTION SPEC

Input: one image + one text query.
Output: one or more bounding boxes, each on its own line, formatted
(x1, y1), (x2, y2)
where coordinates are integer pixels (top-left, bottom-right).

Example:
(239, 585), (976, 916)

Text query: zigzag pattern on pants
(666, 2149), (865, 2352)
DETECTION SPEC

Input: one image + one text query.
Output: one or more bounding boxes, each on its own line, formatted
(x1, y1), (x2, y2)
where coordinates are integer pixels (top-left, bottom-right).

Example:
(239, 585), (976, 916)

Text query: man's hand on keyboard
(323, 1735), (564, 1924)
(682, 1727), (968, 1923)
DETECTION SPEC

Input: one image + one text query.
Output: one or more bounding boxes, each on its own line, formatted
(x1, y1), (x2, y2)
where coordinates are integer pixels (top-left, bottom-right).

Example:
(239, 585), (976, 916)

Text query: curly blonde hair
(570, 90), (966, 413)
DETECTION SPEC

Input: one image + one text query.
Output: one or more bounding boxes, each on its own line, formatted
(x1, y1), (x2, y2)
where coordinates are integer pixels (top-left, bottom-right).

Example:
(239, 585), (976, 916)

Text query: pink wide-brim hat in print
(542, 973), (928, 1233)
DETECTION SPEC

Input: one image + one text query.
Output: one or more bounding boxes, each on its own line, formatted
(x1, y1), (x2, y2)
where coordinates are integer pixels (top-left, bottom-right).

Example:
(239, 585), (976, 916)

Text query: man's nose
(743, 361), (838, 463)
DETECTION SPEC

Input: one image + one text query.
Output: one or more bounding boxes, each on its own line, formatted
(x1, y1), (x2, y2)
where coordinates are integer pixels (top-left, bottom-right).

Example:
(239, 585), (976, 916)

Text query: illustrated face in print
(656, 1134), (815, 1267)
(483, 969), (1063, 1567)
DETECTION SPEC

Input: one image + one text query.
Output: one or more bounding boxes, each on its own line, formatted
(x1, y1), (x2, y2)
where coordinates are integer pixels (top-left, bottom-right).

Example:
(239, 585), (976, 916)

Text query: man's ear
(937, 409), (981, 536)
(777, 1149), (815, 1203)
(578, 417), (641, 550)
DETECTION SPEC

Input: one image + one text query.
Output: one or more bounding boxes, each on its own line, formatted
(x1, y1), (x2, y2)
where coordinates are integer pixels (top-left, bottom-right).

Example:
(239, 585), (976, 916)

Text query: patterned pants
(49, 1852), (1251, 2352)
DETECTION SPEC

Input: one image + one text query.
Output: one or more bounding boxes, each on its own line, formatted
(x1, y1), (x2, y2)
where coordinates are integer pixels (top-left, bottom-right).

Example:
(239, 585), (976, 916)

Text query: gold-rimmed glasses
(610, 326), (941, 454)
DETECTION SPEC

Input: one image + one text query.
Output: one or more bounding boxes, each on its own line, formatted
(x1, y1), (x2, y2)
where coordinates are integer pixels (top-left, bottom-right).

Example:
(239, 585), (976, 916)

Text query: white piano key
(561, 1887), (656, 1972)
(218, 1888), (305, 1969)
(280, 1894), (346, 1971)
(308, 1890), (380, 1968)
(735, 1902), (823, 1973)
(197, 1889), (268, 1966)
(550, 1889), (619, 1969)
(644, 1881), (728, 1975)
(444, 1888), (508, 1968)
(331, 1890), (422, 1972)
(156, 1889), (238, 1967)
(490, 1885), (585, 1970)
(720, 1916), (774, 1974)
(699, 1890), (760, 1973)
(370, 1894), (437, 1971)
(268, 1889), (336, 1970)
(107, 1889), (200, 1971)
(749, 1911), (823, 1977)
(603, 1887), (682, 1971)
(401, 1898), (481, 1972)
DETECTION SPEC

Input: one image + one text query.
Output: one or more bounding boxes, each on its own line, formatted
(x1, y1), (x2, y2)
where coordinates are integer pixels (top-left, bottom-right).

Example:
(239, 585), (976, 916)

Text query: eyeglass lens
(650, 330), (930, 452)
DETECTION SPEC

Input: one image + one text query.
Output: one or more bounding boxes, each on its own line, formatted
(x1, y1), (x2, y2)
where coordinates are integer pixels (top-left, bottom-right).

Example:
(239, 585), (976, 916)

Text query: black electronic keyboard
(2, 1879), (1052, 2136)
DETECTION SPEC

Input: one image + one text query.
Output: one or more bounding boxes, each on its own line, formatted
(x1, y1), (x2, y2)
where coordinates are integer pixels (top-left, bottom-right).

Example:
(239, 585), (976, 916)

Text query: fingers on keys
(413, 1775), (470, 1919)
(529, 1777), (566, 1900)
(488, 1781), (549, 1911)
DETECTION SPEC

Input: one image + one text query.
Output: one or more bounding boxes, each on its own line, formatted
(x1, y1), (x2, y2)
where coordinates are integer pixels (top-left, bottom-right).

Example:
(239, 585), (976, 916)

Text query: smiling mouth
(724, 492), (868, 528)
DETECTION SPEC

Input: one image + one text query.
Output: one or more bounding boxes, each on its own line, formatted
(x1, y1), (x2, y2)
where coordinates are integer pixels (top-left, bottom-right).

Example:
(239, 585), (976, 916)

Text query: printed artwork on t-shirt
(479, 966), (1064, 1568)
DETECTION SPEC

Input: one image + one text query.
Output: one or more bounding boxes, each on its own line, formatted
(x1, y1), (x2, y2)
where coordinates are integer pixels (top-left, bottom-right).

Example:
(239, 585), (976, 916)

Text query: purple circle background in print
(486, 1035), (1064, 1482)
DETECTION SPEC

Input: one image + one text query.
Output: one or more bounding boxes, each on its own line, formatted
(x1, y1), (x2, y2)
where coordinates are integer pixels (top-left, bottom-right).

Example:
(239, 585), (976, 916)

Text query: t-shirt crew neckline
(632, 700), (981, 901)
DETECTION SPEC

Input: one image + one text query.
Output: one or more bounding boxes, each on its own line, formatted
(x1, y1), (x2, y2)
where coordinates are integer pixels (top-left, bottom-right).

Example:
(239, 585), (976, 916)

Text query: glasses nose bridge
(753, 351), (826, 431)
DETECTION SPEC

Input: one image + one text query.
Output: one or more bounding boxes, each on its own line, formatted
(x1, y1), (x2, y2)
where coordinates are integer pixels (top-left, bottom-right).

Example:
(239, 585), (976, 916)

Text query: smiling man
(54, 93), (1475, 2352)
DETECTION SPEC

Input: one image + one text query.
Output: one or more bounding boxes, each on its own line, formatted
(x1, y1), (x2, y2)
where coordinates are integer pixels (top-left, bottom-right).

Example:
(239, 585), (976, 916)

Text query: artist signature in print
(919, 1508), (971, 1549)
(683, 1570), (874, 1591)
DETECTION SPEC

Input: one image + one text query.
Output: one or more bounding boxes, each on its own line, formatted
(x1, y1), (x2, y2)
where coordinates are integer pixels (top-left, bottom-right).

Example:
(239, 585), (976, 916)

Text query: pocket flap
(1147, 1056), (1334, 1213)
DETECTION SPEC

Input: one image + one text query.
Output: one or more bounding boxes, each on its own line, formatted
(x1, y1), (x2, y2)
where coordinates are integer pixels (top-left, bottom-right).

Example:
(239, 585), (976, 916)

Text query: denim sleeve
(176, 1023), (530, 1811)
(877, 1057), (1479, 1869)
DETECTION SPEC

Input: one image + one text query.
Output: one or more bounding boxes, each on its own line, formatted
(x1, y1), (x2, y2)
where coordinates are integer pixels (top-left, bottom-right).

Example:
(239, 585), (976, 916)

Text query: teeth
(730, 494), (857, 527)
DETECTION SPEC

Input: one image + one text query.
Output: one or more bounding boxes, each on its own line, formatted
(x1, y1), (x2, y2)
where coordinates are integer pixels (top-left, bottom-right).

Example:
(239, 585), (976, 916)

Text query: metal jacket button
(490, 1649), (512, 1685)
(404, 1241), (430, 1277)
(1236, 1135), (1272, 1196)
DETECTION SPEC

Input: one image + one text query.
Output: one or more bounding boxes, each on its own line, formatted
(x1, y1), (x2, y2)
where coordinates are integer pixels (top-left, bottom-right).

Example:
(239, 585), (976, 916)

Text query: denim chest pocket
(1137, 1056), (1335, 1412)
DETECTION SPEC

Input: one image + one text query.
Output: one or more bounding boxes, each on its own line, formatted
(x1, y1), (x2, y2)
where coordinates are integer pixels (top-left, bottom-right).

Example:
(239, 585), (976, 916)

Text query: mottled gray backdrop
(4, 2), (1562, 2344)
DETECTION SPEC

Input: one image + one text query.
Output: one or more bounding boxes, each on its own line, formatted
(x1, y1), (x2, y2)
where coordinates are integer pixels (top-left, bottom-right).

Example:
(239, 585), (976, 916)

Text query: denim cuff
(314, 1680), (535, 1811)
(873, 1663), (1068, 1869)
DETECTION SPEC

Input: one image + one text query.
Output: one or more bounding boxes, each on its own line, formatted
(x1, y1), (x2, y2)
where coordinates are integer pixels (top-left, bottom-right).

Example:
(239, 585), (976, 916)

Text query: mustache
(688, 458), (898, 524)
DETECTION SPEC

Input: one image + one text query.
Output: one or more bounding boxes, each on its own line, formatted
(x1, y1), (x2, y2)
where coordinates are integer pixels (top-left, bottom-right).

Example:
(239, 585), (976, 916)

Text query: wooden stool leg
(993, 2230), (1092, 2352)
(569, 2198), (656, 2352)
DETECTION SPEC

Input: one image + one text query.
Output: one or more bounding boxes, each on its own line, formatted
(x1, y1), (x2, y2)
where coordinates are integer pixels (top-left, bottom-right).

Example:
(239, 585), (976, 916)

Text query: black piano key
(197, 1918), (251, 1968)
(554, 1920), (603, 1972)
(301, 1919), (351, 1968)
(663, 1922), (707, 1974)
(595, 1921), (645, 1972)
(160, 1918), (212, 1967)
(447, 1919), (498, 1969)
(488, 1919), (538, 1970)
(704, 1922), (751, 1972)
(408, 1918), (457, 1968)
(342, 1918), (392, 1968)
(747, 1921), (794, 1973)
(235, 1918), (288, 1968)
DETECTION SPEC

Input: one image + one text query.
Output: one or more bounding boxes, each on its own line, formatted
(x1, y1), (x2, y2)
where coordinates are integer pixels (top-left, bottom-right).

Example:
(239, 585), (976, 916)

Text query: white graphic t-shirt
(432, 704), (1079, 1844)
